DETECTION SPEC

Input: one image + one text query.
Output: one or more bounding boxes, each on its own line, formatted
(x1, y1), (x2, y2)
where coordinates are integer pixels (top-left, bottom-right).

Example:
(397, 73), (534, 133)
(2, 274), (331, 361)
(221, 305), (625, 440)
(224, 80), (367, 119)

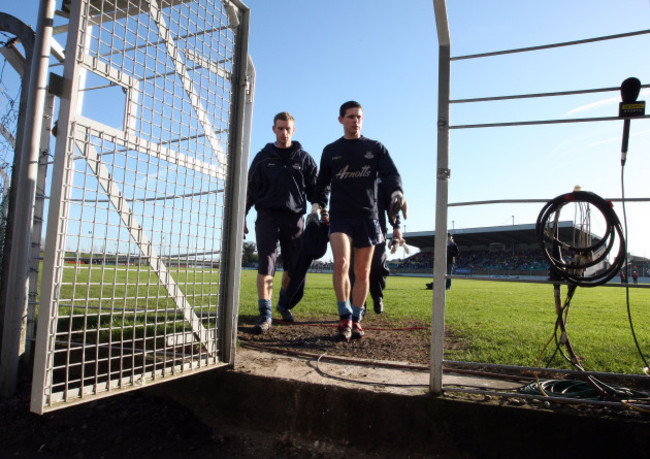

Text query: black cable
(536, 190), (626, 286)
(520, 379), (650, 401)
(543, 280), (640, 401)
(620, 165), (650, 370)
(312, 354), (428, 388)
(545, 285), (578, 368)
(535, 179), (650, 404)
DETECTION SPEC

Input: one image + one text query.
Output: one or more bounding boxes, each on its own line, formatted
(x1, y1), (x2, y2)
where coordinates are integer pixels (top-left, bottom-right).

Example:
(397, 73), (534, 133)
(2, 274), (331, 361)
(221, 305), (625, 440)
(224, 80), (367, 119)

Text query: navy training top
(314, 136), (402, 220)
(246, 140), (318, 215)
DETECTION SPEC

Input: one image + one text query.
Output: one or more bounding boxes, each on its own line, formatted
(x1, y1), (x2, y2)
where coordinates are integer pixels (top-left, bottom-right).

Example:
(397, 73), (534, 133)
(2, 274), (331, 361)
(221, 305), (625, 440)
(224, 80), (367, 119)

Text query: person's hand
(389, 191), (408, 224)
(320, 208), (330, 225)
(306, 203), (321, 226)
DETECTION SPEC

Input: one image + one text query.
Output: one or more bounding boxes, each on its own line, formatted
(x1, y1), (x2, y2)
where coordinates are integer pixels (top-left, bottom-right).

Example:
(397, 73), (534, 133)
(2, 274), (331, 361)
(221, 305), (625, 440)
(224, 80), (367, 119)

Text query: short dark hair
(273, 111), (295, 125)
(339, 100), (362, 118)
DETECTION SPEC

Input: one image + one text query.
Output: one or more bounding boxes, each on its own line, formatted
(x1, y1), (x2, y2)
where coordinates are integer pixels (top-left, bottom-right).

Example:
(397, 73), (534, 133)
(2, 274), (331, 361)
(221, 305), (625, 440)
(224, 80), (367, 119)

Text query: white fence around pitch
(431, 0), (650, 395)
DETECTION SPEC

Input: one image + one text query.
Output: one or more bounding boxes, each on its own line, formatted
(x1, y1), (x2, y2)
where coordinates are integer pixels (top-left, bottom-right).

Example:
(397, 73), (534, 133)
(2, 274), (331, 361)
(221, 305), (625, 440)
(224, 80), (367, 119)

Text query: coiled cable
(536, 190), (626, 287)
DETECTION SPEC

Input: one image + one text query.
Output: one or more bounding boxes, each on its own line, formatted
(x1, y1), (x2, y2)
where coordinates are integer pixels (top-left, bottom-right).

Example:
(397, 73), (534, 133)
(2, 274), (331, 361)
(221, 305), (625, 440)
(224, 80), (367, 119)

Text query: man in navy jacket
(245, 112), (318, 334)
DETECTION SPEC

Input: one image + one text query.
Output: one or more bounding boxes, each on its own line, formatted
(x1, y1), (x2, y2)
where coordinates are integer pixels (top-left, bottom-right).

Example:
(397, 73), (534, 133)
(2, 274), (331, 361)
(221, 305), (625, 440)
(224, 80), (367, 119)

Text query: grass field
(239, 269), (650, 375)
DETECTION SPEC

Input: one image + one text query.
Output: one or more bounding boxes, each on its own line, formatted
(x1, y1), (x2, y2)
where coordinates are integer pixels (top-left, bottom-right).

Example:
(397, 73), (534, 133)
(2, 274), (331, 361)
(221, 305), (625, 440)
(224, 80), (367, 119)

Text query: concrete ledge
(150, 350), (650, 457)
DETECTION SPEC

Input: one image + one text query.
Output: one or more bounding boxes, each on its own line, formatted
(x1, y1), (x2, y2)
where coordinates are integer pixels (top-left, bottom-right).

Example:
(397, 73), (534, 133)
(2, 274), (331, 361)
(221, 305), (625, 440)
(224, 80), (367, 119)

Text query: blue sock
(258, 299), (272, 320)
(352, 305), (365, 323)
(337, 300), (352, 320)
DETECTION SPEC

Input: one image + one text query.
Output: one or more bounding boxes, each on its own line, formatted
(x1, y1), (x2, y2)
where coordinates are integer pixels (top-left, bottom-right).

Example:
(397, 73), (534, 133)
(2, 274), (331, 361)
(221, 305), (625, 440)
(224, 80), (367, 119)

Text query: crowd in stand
(457, 249), (548, 271)
(389, 251), (433, 271)
(390, 249), (550, 274)
(249, 251), (650, 278)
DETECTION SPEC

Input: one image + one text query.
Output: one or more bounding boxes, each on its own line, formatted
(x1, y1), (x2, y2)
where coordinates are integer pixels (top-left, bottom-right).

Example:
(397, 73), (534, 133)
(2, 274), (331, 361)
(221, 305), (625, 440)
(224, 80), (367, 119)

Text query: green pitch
(239, 270), (650, 375)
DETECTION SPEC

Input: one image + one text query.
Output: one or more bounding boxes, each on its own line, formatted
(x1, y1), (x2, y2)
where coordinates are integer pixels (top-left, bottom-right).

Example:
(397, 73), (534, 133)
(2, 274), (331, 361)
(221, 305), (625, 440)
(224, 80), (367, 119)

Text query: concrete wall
(151, 368), (650, 458)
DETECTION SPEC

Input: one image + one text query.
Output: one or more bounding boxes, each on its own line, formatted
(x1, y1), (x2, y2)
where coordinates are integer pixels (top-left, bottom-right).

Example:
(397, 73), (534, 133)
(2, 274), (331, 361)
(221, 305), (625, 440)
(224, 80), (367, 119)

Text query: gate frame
(27, 0), (252, 413)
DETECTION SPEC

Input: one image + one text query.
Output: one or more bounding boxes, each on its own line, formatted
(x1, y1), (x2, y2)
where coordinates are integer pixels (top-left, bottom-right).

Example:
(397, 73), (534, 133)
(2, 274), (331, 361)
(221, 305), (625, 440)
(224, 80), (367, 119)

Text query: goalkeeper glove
(389, 191), (408, 224)
(388, 237), (410, 255)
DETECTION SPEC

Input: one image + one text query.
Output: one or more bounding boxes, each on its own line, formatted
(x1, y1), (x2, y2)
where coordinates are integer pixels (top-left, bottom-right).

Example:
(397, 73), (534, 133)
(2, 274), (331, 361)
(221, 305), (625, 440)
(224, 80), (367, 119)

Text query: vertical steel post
(0, 0), (56, 397)
(25, 93), (55, 368)
(31, 0), (85, 412)
(0, 13), (34, 397)
(430, 0), (451, 395)
(221, 1), (251, 365)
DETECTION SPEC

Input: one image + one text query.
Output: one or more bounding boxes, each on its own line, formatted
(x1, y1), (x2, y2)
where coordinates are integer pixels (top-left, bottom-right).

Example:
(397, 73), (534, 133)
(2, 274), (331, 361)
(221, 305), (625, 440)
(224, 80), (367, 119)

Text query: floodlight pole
(431, 0), (451, 395)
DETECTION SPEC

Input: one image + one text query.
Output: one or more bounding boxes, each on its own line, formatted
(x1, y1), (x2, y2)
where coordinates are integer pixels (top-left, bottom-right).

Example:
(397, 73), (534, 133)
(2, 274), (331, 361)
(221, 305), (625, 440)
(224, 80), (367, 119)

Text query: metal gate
(30, 0), (251, 413)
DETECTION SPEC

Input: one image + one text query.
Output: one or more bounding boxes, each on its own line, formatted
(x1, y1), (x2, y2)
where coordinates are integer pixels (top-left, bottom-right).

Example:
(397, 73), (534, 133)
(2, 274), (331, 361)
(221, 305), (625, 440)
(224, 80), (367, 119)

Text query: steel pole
(0, 0), (56, 397)
(430, 0), (451, 395)
(221, 2), (251, 365)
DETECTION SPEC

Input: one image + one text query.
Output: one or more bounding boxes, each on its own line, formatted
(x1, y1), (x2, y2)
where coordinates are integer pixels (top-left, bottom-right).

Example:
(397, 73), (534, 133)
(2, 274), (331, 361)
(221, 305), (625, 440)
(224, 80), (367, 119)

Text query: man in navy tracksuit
(349, 179), (403, 314)
(245, 112), (318, 334)
(311, 101), (408, 341)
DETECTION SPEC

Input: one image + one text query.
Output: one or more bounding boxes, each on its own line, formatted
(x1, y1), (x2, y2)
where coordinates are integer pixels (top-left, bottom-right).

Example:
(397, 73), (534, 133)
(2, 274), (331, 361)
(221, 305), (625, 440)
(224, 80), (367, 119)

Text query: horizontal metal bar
(451, 29), (650, 61)
(451, 84), (650, 104)
(159, 132), (227, 146)
(99, 26), (229, 61)
(450, 114), (650, 129)
(75, 118), (227, 180)
(70, 188), (224, 203)
(449, 197), (650, 206)
(447, 275), (650, 289)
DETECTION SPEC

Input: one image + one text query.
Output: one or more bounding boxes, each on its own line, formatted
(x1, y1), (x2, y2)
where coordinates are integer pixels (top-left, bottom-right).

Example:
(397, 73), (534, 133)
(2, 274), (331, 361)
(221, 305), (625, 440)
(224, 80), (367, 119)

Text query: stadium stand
(390, 249), (549, 276)
(388, 221), (623, 278)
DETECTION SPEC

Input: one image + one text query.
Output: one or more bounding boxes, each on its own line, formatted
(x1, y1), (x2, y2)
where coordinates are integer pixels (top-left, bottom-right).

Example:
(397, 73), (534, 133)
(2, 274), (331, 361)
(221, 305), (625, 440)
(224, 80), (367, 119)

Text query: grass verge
(238, 269), (650, 375)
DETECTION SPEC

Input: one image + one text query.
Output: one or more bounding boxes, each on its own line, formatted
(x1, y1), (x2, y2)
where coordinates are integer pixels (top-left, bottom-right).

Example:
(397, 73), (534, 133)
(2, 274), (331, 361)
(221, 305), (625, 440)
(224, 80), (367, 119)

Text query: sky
(2, 0), (650, 260)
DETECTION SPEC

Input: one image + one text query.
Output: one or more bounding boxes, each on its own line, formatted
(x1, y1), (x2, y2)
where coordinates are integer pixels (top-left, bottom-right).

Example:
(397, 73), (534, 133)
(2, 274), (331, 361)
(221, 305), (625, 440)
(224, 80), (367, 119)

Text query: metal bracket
(437, 168), (451, 180)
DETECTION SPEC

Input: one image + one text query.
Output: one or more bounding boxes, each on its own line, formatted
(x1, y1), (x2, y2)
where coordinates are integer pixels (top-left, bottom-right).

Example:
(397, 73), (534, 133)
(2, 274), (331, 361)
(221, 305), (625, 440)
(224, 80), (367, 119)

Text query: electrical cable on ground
(313, 353), (428, 388)
(240, 340), (528, 391)
(240, 338), (650, 409)
(239, 340), (429, 372)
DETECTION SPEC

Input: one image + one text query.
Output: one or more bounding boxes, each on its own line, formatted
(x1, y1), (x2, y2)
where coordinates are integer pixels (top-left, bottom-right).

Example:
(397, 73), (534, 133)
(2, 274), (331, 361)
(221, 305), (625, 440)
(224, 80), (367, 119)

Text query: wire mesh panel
(31, 0), (250, 413)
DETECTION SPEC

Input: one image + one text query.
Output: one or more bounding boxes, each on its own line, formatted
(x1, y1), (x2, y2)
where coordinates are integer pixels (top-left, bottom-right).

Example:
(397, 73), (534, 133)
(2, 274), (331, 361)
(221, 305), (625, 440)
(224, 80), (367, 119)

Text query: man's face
(272, 119), (295, 148)
(339, 107), (363, 139)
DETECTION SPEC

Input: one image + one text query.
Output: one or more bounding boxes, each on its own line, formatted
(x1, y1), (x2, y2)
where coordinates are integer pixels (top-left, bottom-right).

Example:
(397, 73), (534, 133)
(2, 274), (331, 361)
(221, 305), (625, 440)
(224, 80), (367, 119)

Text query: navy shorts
(255, 209), (303, 276)
(329, 216), (383, 248)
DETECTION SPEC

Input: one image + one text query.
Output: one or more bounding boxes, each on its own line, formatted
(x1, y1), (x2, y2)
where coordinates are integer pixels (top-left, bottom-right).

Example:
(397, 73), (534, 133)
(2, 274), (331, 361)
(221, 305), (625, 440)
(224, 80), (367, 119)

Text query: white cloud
(565, 89), (650, 117)
(564, 96), (619, 116)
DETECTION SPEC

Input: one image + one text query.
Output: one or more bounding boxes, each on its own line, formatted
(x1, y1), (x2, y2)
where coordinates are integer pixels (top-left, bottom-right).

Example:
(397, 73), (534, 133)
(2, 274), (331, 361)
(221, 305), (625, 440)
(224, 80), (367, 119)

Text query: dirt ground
(237, 312), (439, 367)
(0, 313), (440, 458)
